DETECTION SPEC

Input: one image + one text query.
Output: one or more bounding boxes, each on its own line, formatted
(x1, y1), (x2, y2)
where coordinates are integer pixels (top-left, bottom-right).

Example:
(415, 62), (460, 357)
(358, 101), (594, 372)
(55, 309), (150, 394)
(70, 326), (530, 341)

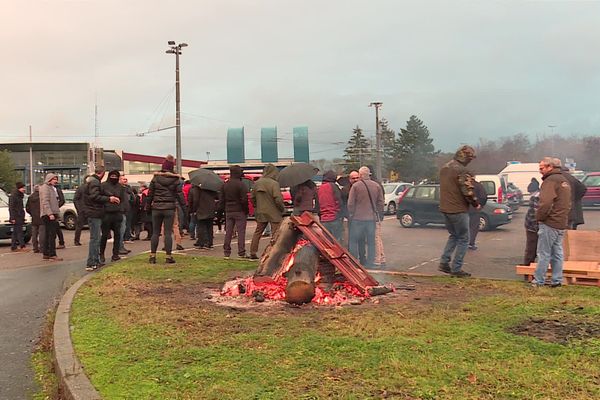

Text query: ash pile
(222, 212), (393, 306)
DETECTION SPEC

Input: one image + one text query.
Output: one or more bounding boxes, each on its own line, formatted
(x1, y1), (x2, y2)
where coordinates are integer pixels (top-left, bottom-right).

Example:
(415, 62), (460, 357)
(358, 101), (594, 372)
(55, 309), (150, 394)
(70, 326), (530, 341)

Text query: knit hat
(162, 159), (175, 172)
(108, 170), (120, 178)
(16, 182), (25, 189)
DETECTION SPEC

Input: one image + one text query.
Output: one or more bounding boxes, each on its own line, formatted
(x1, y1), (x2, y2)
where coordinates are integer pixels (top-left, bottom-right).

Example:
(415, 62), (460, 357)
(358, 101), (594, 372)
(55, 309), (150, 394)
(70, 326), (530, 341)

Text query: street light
(165, 41), (189, 174)
(369, 102), (383, 182)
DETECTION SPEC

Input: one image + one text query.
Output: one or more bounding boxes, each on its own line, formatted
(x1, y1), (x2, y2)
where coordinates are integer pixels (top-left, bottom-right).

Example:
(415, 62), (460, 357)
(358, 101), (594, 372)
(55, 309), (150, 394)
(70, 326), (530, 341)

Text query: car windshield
(63, 192), (75, 202)
(583, 175), (600, 187)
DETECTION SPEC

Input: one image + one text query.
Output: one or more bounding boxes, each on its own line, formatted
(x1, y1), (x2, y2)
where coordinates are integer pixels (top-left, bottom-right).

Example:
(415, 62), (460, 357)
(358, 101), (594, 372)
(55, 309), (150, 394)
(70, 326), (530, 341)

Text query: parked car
(475, 174), (511, 207)
(59, 190), (79, 230)
(0, 188), (32, 242)
(396, 184), (512, 231)
(581, 172), (600, 207)
(382, 182), (412, 215)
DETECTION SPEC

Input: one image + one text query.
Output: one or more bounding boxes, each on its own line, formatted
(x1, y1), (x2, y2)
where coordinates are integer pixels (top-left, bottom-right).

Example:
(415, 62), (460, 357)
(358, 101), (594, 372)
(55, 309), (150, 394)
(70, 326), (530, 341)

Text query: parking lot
(1, 208), (599, 280)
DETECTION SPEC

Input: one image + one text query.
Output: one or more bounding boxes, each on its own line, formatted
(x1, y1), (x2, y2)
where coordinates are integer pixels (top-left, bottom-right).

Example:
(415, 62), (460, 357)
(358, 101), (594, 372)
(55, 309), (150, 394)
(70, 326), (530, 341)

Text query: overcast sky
(2, 0), (600, 161)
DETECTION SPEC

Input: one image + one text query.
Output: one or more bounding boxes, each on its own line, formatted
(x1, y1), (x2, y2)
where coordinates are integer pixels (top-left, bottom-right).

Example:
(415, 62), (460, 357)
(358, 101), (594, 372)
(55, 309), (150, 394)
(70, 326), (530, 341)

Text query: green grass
(70, 255), (600, 399)
(31, 309), (60, 400)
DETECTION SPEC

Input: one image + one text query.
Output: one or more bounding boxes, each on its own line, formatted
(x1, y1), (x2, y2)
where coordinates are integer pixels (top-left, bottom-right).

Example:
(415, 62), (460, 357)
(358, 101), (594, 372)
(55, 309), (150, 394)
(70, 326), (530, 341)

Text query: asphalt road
(0, 208), (599, 398)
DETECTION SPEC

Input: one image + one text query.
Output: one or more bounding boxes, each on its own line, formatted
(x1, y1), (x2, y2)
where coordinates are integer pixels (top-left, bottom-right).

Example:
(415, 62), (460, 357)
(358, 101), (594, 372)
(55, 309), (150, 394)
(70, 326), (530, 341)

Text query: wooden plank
(564, 230), (600, 261)
(520, 273), (600, 287)
(517, 261), (599, 273)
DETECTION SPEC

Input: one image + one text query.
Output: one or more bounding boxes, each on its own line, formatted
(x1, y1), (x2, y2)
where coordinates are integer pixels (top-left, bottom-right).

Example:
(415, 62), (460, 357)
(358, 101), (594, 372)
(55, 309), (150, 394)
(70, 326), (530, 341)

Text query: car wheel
(64, 213), (77, 230)
(387, 202), (396, 215)
(479, 215), (490, 231)
(399, 212), (414, 228)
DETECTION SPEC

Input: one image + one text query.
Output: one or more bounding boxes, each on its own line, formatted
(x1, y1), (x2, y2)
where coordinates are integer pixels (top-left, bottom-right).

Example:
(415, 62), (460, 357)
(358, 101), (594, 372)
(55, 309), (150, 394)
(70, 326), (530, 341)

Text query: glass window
(481, 181), (496, 196)
(404, 187), (416, 198)
(415, 186), (436, 199)
(383, 184), (397, 194)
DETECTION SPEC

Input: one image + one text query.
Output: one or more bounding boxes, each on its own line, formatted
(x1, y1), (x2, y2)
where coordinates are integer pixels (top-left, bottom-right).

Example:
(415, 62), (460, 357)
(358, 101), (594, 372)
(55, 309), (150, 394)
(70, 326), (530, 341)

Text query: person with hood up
(189, 182), (218, 250)
(249, 164), (285, 260)
(100, 170), (126, 264)
(527, 177), (540, 194)
(438, 145), (480, 278)
(147, 156), (186, 264)
(9, 182), (28, 252)
(290, 179), (319, 216)
(318, 170), (343, 243)
(26, 184), (43, 253)
(39, 173), (62, 261)
(219, 165), (249, 259)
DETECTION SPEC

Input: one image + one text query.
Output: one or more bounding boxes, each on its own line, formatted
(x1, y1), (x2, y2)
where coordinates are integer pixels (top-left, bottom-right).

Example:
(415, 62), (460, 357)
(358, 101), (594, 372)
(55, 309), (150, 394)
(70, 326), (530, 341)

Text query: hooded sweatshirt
(39, 173), (61, 217)
(219, 165), (249, 214)
(439, 145), (480, 213)
(251, 164), (285, 223)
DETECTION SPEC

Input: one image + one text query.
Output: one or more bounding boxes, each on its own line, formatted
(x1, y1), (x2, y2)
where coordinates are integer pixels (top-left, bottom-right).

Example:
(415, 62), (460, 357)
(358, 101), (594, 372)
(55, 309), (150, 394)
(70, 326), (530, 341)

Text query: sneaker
(165, 257), (176, 264)
(118, 249), (131, 255)
(74, 242), (82, 246)
(223, 256), (230, 260)
(149, 256), (156, 264)
(468, 245), (478, 250)
(450, 270), (471, 278)
(33, 249), (40, 253)
(438, 263), (451, 274)
(530, 282), (543, 288)
(85, 266), (96, 271)
(124, 240), (134, 244)
(176, 244), (184, 251)
(550, 282), (562, 288)
(46, 256), (63, 261)
(56, 244), (66, 249)
(111, 255), (121, 262)
(249, 254), (259, 260)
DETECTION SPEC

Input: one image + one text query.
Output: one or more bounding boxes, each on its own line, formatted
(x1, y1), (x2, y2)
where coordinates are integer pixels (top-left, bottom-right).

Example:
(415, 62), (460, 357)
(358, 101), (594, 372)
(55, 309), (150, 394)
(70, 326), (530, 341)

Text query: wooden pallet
(564, 230), (600, 261)
(516, 262), (600, 287)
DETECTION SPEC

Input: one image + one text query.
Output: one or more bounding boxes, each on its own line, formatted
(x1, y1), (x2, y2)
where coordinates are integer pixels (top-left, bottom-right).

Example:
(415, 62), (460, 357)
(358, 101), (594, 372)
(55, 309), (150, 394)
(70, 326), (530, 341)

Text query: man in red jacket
(318, 170), (343, 243)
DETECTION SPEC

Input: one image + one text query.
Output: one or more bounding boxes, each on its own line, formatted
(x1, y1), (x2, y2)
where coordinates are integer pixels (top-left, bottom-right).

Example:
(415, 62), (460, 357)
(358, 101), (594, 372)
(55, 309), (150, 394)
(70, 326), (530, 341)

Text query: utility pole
(28, 126), (33, 193)
(548, 124), (556, 156)
(166, 41), (188, 175)
(369, 102), (383, 181)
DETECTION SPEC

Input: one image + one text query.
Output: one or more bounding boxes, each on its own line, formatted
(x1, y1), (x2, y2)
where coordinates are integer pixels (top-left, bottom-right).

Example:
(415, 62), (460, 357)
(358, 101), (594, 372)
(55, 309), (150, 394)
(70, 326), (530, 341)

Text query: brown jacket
(439, 159), (479, 214)
(536, 168), (571, 229)
(347, 178), (384, 221)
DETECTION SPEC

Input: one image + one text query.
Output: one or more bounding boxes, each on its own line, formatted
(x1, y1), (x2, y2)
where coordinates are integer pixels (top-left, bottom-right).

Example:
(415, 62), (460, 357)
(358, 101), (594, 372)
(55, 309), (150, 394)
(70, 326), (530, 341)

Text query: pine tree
(392, 116), (438, 182)
(379, 118), (397, 179)
(342, 125), (371, 173)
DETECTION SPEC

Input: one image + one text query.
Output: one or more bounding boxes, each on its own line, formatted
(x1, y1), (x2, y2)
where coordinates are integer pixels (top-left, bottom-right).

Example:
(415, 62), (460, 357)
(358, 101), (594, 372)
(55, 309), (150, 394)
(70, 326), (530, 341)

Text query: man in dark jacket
(26, 185), (42, 253)
(118, 175), (133, 254)
(55, 186), (66, 249)
(147, 158), (186, 264)
(438, 145), (480, 277)
(560, 165), (587, 230)
(219, 165), (249, 258)
(73, 180), (87, 246)
(83, 165), (120, 270)
(468, 180), (487, 250)
(532, 158), (572, 287)
(189, 185), (218, 249)
(9, 182), (28, 252)
(100, 170), (126, 263)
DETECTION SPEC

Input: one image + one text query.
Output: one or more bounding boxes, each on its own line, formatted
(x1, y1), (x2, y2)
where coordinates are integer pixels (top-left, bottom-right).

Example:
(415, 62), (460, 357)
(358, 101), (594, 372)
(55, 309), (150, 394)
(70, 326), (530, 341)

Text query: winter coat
(83, 175), (110, 219)
(318, 173), (342, 222)
(291, 180), (319, 215)
(26, 190), (42, 226)
(536, 168), (571, 230)
(524, 191), (540, 233)
(219, 166), (249, 215)
(39, 174), (61, 217)
(73, 184), (86, 215)
(189, 186), (218, 220)
(562, 171), (587, 227)
(121, 184), (133, 214)
(251, 164), (285, 223)
(469, 181), (487, 213)
(148, 171), (185, 211)
(439, 151), (479, 214)
(9, 189), (25, 223)
(348, 178), (384, 222)
(101, 180), (125, 214)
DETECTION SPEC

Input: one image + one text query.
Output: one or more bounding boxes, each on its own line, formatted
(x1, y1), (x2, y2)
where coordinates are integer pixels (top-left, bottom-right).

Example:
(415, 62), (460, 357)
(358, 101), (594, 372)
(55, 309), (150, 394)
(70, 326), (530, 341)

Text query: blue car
(396, 184), (512, 231)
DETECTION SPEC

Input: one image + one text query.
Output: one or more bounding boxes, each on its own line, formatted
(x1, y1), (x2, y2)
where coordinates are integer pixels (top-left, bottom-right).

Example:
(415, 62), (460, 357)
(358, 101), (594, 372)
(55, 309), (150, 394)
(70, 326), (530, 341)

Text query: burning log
(285, 244), (319, 304)
(255, 218), (301, 277)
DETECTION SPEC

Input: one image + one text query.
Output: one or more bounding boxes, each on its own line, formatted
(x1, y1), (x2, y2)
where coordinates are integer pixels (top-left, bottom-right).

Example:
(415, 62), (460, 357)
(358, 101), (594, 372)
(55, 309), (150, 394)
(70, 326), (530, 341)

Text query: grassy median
(70, 255), (600, 399)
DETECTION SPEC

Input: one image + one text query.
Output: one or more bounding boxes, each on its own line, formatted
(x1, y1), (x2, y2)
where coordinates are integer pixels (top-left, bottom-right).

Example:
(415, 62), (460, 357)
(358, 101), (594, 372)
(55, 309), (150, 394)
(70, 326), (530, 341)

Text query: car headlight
(493, 208), (507, 214)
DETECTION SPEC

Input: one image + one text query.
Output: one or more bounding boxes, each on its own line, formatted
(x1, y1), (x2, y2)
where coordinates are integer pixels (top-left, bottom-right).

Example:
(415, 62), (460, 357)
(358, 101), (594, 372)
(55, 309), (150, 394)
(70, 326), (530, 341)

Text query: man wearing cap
(39, 173), (63, 261)
(83, 165), (120, 270)
(9, 182), (28, 252)
(100, 170), (126, 264)
(438, 145), (481, 277)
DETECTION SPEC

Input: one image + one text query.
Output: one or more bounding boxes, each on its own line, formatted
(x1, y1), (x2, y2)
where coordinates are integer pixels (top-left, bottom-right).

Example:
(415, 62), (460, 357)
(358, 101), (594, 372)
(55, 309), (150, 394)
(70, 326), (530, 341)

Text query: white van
(475, 174), (509, 205)
(499, 163), (540, 201)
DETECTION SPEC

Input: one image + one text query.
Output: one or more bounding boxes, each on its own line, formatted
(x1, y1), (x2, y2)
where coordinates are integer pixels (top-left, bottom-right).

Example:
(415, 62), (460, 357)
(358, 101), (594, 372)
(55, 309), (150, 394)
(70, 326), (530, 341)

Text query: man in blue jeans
(82, 165), (121, 271)
(532, 157), (571, 287)
(438, 145), (481, 278)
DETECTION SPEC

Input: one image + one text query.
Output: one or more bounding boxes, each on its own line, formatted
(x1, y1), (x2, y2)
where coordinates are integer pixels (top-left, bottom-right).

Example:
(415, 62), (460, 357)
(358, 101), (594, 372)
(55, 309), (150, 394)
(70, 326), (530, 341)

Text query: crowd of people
(6, 148), (588, 287)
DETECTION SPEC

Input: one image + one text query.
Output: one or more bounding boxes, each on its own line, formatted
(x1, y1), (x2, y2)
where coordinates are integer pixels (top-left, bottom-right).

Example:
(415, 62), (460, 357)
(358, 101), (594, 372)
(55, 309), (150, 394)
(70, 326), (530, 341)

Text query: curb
(53, 273), (102, 400)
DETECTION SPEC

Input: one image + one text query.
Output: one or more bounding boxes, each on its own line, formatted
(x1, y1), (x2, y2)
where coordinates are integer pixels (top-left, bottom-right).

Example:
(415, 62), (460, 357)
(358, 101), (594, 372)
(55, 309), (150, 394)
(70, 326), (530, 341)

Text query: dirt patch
(509, 315), (600, 344)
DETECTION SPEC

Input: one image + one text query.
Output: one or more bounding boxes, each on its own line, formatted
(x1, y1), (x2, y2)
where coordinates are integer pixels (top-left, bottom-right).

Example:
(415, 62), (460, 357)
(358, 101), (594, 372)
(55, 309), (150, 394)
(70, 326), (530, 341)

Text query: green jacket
(251, 165), (285, 223)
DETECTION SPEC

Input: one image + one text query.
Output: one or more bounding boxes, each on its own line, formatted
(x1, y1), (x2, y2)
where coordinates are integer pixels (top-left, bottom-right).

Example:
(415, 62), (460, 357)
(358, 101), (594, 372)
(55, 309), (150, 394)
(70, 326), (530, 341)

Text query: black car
(396, 184), (512, 231)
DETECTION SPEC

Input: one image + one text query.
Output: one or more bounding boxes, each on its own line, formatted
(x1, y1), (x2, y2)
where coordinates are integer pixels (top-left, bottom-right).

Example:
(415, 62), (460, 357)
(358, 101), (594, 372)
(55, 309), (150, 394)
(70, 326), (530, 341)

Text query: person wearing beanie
(100, 170), (126, 263)
(9, 182), (28, 252)
(162, 154), (175, 173)
(39, 173), (62, 261)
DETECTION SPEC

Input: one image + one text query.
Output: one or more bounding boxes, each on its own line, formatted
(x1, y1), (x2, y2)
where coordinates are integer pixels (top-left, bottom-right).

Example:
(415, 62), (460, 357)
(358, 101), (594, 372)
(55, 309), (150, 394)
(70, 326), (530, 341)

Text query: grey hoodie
(39, 173), (61, 217)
